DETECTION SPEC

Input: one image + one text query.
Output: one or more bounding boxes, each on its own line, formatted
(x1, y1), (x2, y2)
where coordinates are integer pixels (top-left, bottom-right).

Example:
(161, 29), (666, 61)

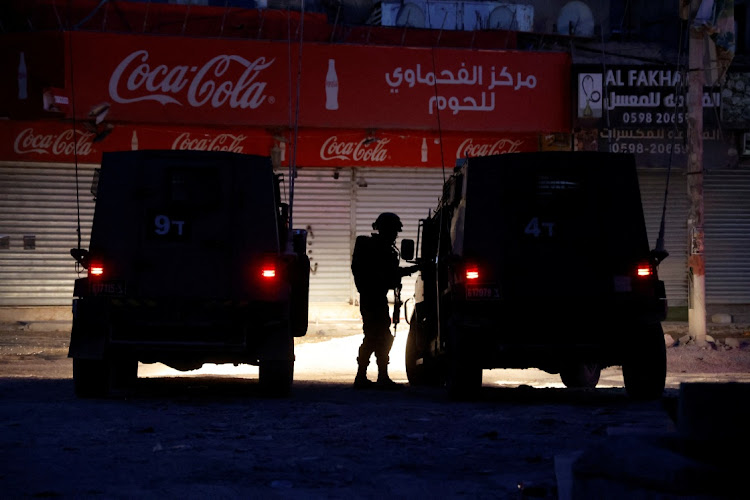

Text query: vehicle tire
(405, 314), (442, 387)
(73, 358), (109, 398)
(259, 359), (294, 397)
(445, 325), (482, 400)
(623, 323), (666, 401)
(560, 362), (601, 389)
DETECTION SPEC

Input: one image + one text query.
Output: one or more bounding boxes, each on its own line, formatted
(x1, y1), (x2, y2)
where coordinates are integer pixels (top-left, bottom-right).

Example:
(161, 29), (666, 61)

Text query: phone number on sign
(607, 142), (687, 154)
(620, 112), (688, 125)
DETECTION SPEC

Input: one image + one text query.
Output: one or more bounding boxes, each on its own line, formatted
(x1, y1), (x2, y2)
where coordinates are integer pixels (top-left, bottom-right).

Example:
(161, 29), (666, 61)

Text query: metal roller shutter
(638, 168), (689, 307)
(354, 167), (447, 305)
(705, 168), (750, 304)
(281, 166), (353, 304)
(0, 161), (97, 306)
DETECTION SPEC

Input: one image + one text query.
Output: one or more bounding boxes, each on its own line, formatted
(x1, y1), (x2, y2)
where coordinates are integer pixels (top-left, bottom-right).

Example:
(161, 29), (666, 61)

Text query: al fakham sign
(59, 31), (569, 133)
(0, 120), (539, 167)
(573, 65), (721, 130)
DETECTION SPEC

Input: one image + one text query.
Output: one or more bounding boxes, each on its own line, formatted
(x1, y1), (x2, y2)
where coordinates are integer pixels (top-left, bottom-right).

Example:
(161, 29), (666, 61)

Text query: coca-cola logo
(14, 128), (94, 156)
(320, 136), (390, 162)
(171, 132), (247, 153)
(456, 138), (524, 158)
(109, 50), (275, 109)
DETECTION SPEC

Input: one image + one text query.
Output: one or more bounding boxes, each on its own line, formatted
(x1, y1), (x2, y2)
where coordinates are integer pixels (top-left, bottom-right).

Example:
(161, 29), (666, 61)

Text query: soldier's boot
(376, 358), (402, 390)
(353, 356), (374, 389)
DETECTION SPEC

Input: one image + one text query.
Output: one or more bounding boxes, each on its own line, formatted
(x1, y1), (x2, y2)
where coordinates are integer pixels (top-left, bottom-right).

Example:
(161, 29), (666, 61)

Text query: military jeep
(405, 151), (668, 400)
(69, 150), (309, 397)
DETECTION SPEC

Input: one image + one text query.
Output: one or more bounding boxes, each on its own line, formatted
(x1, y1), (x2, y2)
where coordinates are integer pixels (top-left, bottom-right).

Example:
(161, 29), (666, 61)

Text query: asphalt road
(0, 325), (748, 499)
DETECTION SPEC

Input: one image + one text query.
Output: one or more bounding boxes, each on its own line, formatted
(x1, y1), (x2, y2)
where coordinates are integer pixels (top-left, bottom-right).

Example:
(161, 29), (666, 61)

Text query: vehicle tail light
(635, 262), (654, 278)
(88, 263), (104, 277)
(261, 264), (277, 279)
(465, 264), (480, 281)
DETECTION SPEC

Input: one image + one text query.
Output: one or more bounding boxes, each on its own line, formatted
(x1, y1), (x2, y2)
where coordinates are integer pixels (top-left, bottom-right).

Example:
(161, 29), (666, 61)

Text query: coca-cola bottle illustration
(131, 131), (139, 151)
(325, 59), (339, 110)
(421, 137), (428, 163)
(18, 52), (28, 100)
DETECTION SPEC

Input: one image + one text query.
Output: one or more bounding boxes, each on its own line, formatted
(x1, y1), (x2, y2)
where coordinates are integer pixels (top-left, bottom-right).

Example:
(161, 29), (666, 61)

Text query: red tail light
(465, 265), (480, 281)
(636, 263), (654, 278)
(261, 265), (277, 279)
(89, 263), (104, 277)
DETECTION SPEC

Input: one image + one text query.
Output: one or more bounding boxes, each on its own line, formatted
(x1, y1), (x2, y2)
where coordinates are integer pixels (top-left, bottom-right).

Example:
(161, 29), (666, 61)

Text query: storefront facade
(2, 28), (749, 322)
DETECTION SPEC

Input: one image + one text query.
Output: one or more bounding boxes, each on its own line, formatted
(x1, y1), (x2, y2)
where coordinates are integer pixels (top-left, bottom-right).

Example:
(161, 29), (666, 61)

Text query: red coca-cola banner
(62, 32), (569, 133)
(0, 120), (541, 167)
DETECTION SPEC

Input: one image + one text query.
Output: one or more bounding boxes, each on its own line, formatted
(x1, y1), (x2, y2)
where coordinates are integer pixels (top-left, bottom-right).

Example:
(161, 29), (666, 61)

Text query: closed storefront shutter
(0, 161), (97, 306)
(354, 167), (447, 305)
(705, 168), (750, 304)
(638, 169), (689, 307)
(282, 167), (353, 304)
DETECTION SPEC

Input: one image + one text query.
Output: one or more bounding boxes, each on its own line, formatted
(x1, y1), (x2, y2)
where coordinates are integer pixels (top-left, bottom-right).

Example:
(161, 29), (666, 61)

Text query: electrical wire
(67, 29), (84, 274)
(73, 0), (109, 30)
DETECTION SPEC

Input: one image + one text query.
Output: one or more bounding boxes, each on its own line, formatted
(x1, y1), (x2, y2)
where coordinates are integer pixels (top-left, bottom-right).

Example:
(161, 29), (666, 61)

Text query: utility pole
(686, 1), (707, 344)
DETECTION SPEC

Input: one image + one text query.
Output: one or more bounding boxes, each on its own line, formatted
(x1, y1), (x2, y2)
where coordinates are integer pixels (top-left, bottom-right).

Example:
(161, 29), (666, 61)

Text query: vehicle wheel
(259, 359), (294, 397)
(445, 325), (482, 399)
(560, 362), (601, 388)
(405, 315), (442, 387)
(623, 323), (666, 400)
(73, 358), (108, 398)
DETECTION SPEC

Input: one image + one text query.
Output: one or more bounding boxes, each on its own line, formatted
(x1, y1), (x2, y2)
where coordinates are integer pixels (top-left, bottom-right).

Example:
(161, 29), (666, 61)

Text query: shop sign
(573, 65), (720, 129)
(61, 32), (570, 133)
(1, 120), (539, 167)
(575, 128), (738, 168)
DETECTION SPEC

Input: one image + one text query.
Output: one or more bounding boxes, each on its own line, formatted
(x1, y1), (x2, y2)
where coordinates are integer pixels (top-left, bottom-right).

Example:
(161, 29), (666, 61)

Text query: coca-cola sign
(13, 127), (94, 157)
(171, 132), (247, 153)
(68, 32), (569, 131)
(320, 136), (390, 162)
(109, 50), (275, 110)
(455, 138), (525, 158)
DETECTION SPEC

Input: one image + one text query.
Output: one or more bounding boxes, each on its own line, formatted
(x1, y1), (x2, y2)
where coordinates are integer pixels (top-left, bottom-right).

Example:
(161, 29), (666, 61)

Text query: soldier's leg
(355, 303), (381, 388)
(374, 314), (401, 389)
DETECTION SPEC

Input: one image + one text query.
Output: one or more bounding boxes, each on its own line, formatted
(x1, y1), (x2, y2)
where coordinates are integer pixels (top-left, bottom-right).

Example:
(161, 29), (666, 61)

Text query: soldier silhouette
(351, 212), (418, 389)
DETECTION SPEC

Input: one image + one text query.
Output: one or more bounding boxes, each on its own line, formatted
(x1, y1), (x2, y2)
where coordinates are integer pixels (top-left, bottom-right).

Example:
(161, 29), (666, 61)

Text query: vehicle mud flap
(259, 328), (295, 397)
(68, 299), (107, 360)
(622, 322), (667, 400)
(445, 322), (482, 400)
(405, 312), (442, 387)
(291, 255), (310, 337)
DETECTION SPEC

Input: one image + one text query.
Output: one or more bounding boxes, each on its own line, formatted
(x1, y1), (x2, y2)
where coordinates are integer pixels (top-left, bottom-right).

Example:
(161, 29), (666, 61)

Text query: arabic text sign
(67, 32), (570, 133)
(574, 127), (736, 168)
(574, 65), (720, 129)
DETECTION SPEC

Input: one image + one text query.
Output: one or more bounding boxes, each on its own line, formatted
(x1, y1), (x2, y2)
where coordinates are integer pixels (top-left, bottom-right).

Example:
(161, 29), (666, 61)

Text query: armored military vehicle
(405, 151), (668, 400)
(69, 150), (309, 397)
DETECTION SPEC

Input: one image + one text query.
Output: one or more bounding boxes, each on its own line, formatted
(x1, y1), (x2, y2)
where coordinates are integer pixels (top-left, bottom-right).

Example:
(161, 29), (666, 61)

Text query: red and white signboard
(1, 120), (539, 167)
(64, 32), (570, 133)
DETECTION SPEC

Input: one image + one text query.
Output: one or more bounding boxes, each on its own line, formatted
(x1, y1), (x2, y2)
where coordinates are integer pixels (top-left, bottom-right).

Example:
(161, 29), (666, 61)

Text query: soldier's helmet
(373, 212), (403, 232)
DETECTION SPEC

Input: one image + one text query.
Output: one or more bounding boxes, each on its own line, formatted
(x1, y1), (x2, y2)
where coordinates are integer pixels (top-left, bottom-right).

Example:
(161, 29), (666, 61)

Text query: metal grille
(638, 168), (689, 307)
(279, 166), (353, 304)
(0, 161), (97, 306)
(705, 168), (750, 303)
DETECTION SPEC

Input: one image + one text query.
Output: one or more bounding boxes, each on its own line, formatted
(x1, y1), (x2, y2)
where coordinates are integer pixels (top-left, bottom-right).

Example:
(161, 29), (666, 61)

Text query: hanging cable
(429, 48), (447, 183)
(654, 16), (690, 263)
(73, 0), (108, 30)
(288, 5), (305, 232)
(67, 30), (84, 273)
